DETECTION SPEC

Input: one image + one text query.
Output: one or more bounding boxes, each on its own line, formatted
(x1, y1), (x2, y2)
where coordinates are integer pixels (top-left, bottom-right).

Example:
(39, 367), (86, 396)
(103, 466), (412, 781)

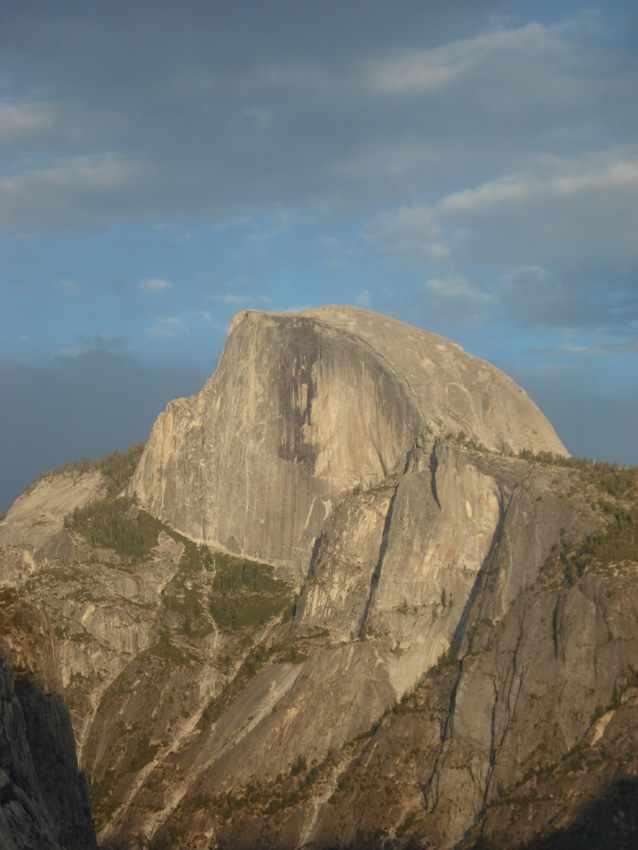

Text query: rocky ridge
(0, 306), (636, 850)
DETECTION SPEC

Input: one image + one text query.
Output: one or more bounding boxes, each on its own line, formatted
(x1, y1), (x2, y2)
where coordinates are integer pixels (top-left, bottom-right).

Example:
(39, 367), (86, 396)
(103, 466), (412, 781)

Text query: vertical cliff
(131, 307), (566, 579)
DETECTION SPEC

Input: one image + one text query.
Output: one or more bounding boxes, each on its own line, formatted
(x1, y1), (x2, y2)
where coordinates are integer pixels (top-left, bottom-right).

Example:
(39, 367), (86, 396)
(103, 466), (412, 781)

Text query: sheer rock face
(131, 307), (566, 578)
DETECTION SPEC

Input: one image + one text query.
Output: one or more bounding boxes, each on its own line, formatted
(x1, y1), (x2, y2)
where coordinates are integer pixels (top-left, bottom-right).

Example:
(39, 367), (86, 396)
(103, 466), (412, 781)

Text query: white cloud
(1, 10), (634, 258)
(370, 148), (638, 264)
(139, 278), (172, 293)
(439, 153), (638, 215)
(440, 177), (532, 214)
(0, 155), (148, 227)
(244, 20), (575, 104)
(365, 54), (464, 94)
(2, 156), (144, 192)
(363, 22), (567, 95)
(0, 102), (56, 141)
(425, 275), (492, 302)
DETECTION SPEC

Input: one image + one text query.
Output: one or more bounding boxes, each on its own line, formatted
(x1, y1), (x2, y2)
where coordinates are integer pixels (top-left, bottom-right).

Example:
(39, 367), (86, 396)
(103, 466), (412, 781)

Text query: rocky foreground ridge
(0, 306), (637, 850)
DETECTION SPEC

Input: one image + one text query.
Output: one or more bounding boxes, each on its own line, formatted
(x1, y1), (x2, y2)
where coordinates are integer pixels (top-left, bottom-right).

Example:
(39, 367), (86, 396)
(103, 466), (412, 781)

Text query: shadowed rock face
(131, 307), (566, 578)
(0, 661), (96, 850)
(3, 305), (635, 850)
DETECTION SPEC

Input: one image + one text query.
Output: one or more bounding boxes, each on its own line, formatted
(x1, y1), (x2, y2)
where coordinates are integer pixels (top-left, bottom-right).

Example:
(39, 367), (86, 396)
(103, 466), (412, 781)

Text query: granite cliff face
(131, 307), (566, 579)
(0, 306), (636, 850)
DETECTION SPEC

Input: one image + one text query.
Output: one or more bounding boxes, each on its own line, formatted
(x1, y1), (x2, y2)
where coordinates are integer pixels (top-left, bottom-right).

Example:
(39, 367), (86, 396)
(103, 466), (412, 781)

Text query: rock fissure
(357, 479), (402, 640)
(429, 442), (442, 511)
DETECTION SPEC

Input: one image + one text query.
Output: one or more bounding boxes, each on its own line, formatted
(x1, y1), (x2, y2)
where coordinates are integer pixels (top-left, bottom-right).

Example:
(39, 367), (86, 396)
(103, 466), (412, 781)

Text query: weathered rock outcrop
(0, 306), (635, 850)
(131, 307), (566, 578)
(0, 469), (105, 587)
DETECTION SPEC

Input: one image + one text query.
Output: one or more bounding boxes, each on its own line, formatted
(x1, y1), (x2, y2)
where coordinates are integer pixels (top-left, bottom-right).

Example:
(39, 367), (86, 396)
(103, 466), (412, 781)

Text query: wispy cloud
(363, 21), (576, 95)
(370, 147), (638, 265)
(502, 265), (549, 285)
(0, 101), (56, 141)
(139, 278), (172, 293)
(1, 155), (145, 192)
(439, 153), (638, 215)
(0, 155), (148, 228)
(425, 275), (492, 303)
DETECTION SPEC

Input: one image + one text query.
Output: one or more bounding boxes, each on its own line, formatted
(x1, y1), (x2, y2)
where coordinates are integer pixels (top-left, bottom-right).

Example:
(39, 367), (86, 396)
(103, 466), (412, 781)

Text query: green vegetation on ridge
(516, 448), (636, 499)
(56, 443), (295, 636)
(210, 559), (292, 629)
(27, 442), (145, 497)
(65, 496), (164, 561)
(67, 496), (293, 630)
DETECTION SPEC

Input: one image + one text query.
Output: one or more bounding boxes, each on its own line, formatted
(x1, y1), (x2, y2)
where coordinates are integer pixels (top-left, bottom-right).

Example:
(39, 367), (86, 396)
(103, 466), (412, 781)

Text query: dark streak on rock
(274, 318), (321, 470)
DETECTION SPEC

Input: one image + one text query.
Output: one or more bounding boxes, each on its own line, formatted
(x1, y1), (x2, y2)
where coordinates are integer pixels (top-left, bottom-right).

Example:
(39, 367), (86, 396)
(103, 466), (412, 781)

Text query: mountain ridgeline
(0, 306), (637, 850)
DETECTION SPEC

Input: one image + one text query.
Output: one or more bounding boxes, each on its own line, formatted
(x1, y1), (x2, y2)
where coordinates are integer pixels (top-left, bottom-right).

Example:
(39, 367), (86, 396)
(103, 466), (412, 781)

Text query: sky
(1, 0), (637, 510)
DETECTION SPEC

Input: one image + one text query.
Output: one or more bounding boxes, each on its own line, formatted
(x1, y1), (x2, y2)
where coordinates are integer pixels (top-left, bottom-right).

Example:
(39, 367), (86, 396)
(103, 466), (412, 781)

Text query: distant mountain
(1, 306), (636, 850)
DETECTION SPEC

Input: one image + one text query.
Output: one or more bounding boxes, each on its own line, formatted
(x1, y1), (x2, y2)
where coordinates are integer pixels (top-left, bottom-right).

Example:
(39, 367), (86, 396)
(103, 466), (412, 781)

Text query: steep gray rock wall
(132, 307), (567, 577)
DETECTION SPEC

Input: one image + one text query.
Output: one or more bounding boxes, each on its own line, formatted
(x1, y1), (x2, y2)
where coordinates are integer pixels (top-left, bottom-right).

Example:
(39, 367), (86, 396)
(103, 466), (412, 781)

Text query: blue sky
(1, 0), (637, 509)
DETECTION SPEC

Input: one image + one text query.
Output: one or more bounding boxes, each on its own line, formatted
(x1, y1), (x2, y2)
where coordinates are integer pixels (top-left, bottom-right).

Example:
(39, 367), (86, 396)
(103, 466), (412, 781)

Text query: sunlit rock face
(131, 306), (566, 579)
